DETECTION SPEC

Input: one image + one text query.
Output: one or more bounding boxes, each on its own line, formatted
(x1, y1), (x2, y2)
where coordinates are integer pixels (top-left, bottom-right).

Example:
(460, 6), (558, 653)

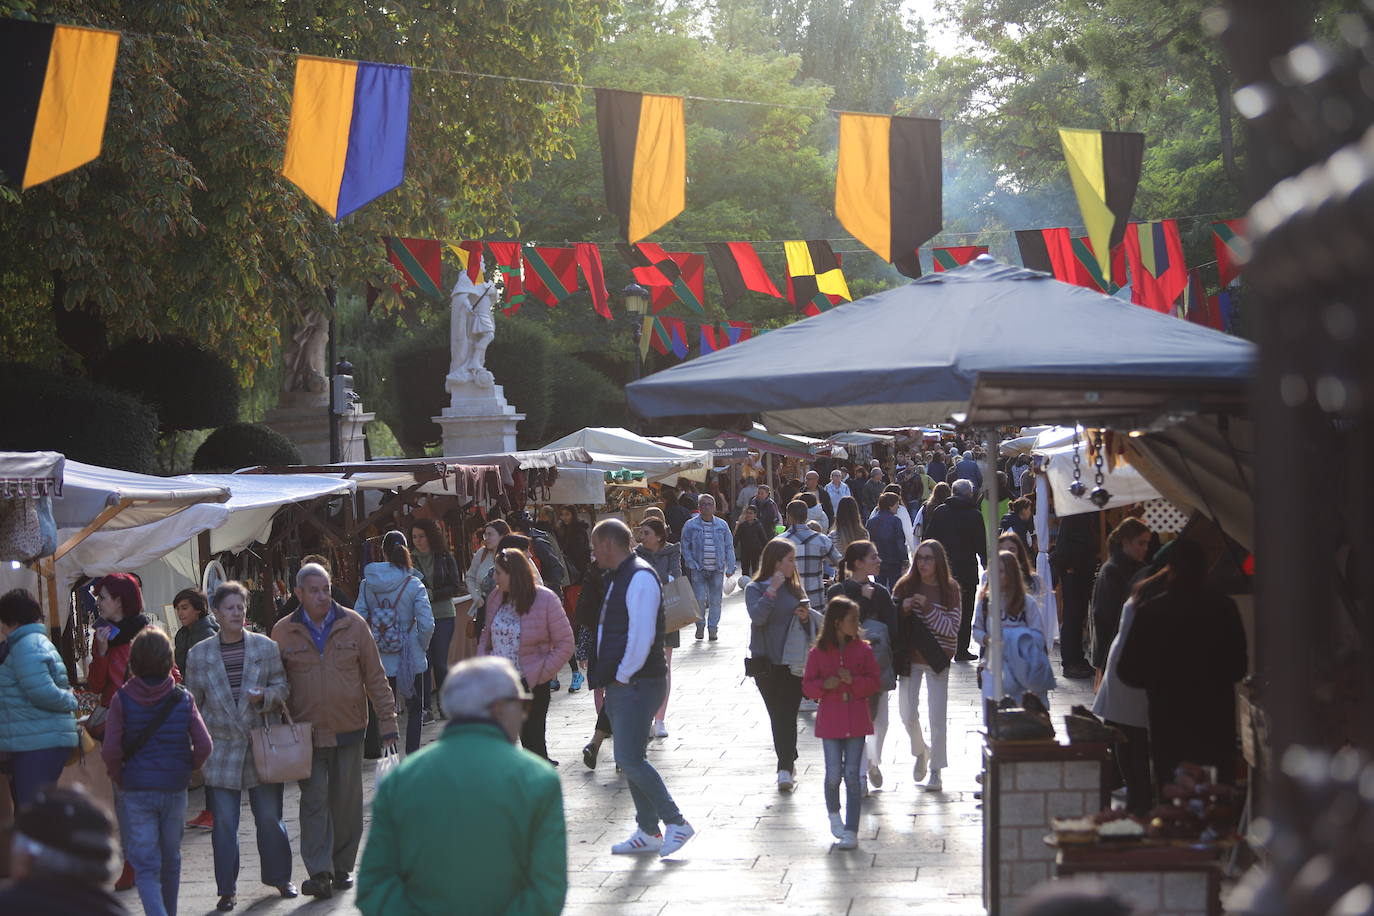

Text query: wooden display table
(983, 740), (1112, 914)
(1054, 839), (1223, 916)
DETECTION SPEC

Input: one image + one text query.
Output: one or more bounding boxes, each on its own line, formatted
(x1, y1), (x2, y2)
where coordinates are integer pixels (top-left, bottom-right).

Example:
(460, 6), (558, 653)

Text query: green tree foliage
(0, 366), (159, 472)
(383, 336), (448, 456)
(91, 337), (239, 432)
(192, 422), (302, 471)
(486, 319), (554, 446)
(545, 352), (628, 441)
(0, 0), (610, 376)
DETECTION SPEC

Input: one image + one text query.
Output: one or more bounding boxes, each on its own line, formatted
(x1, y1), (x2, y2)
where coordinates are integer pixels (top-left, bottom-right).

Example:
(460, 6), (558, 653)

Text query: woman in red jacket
(89, 573), (183, 727)
(478, 548), (575, 763)
(803, 596), (880, 851)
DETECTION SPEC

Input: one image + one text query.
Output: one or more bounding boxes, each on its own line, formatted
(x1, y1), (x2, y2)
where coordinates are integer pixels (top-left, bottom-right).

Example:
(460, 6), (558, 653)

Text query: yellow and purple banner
(282, 55), (411, 220)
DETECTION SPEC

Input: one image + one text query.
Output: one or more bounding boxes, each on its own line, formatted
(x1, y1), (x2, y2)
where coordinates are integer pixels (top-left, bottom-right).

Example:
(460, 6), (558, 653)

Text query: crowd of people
(0, 441), (1250, 914)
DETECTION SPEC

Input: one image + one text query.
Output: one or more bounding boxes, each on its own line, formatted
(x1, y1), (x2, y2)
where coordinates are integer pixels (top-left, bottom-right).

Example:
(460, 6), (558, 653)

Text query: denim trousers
(205, 783), (292, 895)
(605, 677), (683, 835)
(423, 616), (456, 713)
(6, 745), (71, 807)
(822, 736), (865, 833)
(689, 569), (725, 628)
(116, 787), (187, 916)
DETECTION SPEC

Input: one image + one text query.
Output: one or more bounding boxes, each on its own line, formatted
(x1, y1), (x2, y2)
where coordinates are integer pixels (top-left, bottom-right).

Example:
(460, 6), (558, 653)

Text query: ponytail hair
(382, 530), (412, 570)
(837, 539), (877, 580)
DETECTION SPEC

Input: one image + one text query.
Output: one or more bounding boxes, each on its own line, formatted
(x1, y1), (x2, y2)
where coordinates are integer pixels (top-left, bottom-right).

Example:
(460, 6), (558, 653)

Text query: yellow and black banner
(595, 88), (685, 244)
(0, 18), (120, 189)
(1059, 128), (1144, 279)
(835, 113), (941, 279)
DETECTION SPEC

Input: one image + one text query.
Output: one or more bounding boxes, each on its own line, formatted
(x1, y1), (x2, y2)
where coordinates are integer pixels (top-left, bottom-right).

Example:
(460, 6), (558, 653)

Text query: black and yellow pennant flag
(835, 114), (941, 279)
(0, 18), (120, 189)
(595, 88), (686, 244)
(1059, 128), (1144, 281)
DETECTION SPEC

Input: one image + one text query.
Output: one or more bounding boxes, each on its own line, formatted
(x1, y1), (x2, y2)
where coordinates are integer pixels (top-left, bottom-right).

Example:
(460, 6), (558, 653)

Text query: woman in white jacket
(357, 531), (434, 754)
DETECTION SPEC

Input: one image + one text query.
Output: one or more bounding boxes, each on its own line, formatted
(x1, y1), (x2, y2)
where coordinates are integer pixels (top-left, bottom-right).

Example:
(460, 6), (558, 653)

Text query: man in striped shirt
(780, 500), (841, 609)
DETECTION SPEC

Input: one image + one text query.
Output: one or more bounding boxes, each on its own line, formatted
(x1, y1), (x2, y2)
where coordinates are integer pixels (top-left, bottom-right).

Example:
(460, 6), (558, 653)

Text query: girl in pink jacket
(479, 548), (575, 763)
(803, 596), (881, 850)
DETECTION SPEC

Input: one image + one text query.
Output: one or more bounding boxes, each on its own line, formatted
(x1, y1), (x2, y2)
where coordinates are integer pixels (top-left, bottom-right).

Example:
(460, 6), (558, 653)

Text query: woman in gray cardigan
(185, 581), (296, 911)
(744, 538), (812, 794)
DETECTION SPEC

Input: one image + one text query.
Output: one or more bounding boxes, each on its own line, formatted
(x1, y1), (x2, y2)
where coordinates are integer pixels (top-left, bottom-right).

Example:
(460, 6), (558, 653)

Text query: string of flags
(0, 16), (1242, 357)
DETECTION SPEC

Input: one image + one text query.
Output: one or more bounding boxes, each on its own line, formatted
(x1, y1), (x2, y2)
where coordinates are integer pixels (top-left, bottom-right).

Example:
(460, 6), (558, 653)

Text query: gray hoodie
(745, 579), (809, 664)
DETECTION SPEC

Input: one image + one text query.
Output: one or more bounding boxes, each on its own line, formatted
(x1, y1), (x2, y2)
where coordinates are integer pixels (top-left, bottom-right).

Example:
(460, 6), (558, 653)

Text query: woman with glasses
(477, 549), (574, 763)
(891, 540), (962, 792)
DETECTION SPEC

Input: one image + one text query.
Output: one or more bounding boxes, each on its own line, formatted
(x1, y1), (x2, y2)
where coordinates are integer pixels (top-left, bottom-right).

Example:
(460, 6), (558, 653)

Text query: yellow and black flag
(835, 113), (941, 279)
(596, 88), (686, 244)
(786, 240), (851, 315)
(1059, 128), (1144, 280)
(0, 18), (120, 189)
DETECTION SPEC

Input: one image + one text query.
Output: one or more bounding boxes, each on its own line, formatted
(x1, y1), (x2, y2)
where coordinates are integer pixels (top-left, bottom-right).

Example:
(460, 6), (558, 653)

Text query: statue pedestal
(263, 404), (374, 465)
(434, 383), (523, 456)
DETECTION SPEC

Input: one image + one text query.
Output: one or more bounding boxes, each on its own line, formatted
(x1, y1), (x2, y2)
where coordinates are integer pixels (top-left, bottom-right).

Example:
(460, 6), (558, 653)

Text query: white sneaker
(828, 812), (844, 839)
(867, 763), (883, 788)
(777, 770), (795, 793)
(659, 820), (695, 857)
(652, 719), (669, 738)
(913, 751), (930, 783)
(611, 829), (663, 854)
(923, 769), (943, 792)
(835, 829), (859, 850)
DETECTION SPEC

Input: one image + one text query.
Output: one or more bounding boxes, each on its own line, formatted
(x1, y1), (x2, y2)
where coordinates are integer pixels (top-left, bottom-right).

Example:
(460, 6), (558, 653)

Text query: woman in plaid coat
(185, 581), (297, 911)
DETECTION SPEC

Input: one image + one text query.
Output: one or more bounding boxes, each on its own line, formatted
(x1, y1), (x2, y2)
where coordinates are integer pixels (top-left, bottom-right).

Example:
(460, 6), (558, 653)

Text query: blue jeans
(605, 678), (683, 835)
(689, 569), (725, 628)
(6, 745), (71, 807)
(116, 787), (187, 916)
(822, 737), (865, 833)
(205, 783), (292, 895)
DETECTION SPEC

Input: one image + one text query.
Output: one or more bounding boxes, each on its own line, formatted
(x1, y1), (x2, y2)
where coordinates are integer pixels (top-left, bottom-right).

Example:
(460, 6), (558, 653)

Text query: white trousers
(898, 665), (950, 771)
(864, 690), (890, 767)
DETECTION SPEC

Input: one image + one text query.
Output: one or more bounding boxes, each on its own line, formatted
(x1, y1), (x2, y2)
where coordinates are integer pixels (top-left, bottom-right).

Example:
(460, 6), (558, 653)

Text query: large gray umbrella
(626, 257), (1255, 433)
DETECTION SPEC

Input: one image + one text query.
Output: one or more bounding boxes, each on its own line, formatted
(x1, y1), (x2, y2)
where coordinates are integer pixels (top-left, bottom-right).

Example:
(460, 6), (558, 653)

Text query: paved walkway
(170, 589), (1093, 914)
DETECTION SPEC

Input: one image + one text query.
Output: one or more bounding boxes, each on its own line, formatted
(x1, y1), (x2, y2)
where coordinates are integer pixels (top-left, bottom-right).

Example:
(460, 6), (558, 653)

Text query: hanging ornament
(1089, 436), (1113, 507)
(1069, 427), (1088, 498)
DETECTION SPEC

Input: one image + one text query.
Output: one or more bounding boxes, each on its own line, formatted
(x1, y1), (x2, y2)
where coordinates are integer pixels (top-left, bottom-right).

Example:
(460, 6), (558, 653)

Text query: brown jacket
(271, 604), (397, 747)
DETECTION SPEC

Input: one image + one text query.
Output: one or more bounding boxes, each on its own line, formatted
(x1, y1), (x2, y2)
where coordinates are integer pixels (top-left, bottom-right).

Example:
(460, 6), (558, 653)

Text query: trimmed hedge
(192, 423), (302, 471)
(0, 366), (159, 473)
(545, 352), (626, 442)
(486, 319), (552, 445)
(384, 337), (450, 455)
(92, 337), (240, 432)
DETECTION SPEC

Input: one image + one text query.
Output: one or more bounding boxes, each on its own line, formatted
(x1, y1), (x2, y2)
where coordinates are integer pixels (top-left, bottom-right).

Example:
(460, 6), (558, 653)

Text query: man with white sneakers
(588, 519), (696, 858)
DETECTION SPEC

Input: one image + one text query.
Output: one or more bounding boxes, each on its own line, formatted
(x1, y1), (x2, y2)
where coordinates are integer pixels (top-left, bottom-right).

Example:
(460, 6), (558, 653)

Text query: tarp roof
(175, 474), (355, 554)
(56, 460), (231, 531)
(0, 451), (64, 498)
(678, 424), (818, 459)
(627, 258), (1255, 433)
(542, 428), (711, 483)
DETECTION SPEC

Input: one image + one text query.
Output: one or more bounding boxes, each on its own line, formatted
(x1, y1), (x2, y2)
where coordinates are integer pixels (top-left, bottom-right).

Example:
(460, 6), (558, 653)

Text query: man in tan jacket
(272, 563), (397, 900)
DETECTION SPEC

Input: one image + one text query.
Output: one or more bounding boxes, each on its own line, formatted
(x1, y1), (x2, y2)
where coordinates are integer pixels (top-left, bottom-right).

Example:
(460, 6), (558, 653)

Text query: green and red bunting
(486, 241), (525, 315)
(573, 243), (612, 319)
(384, 237), (443, 299)
(644, 315), (688, 358)
(447, 240), (484, 283)
(932, 245), (988, 272)
(1124, 220), (1187, 313)
(700, 321), (753, 353)
(705, 242), (782, 308)
(1070, 236), (1127, 294)
(617, 242), (706, 315)
(522, 246), (579, 308)
(1212, 219), (1244, 287)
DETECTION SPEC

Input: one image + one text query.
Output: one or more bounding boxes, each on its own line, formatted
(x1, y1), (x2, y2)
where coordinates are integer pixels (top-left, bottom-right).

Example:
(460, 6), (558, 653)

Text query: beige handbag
(661, 576), (702, 631)
(250, 708), (314, 783)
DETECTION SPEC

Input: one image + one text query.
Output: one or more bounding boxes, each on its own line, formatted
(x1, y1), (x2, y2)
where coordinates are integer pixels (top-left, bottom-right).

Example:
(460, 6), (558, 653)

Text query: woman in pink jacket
(803, 596), (880, 851)
(478, 548), (574, 763)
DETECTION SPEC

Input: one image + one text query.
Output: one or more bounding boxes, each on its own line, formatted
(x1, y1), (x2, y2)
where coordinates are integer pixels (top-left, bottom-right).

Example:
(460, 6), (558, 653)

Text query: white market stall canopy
(0, 451), (64, 497)
(542, 428), (711, 483)
(56, 460), (231, 531)
(547, 465), (606, 505)
(173, 474), (355, 554)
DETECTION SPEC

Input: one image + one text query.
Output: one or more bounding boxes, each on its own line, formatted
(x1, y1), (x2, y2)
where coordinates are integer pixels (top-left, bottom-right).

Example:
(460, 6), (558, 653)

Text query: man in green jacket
(357, 656), (567, 916)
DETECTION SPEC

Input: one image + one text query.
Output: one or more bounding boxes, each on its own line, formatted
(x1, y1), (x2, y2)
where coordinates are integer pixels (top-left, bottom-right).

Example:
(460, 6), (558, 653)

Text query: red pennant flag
(1213, 219), (1244, 287)
(700, 325), (722, 354)
(384, 237), (443, 299)
(452, 241), (484, 283)
(705, 242), (782, 308)
(722, 320), (753, 345)
(522, 246), (580, 308)
(574, 243), (612, 320)
(932, 245), (988, 272)
(649, 252), (706, 314)
(659, 316), (689, 358)
(486, 242), (525, 315)
(700, 320), (754, 354)
(1124, 220), (1187, 312)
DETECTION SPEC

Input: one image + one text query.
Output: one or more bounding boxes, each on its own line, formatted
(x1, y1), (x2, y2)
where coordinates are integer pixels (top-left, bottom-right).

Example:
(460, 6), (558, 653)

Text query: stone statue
(283, 308), (329, 401)
(447, 273), (498, 391)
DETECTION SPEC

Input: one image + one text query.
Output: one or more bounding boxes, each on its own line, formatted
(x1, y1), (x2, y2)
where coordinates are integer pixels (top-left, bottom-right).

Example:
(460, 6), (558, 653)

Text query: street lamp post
(623, 282), (650, 383)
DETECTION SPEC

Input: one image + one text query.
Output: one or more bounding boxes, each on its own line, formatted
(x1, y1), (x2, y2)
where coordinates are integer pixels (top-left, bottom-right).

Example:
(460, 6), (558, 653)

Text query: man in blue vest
(587, 519), (695, 858)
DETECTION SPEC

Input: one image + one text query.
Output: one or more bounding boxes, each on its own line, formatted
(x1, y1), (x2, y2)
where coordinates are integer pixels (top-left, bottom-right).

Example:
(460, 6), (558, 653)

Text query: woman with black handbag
(744, 538), (811, 794)
(185, 581), (297, 911)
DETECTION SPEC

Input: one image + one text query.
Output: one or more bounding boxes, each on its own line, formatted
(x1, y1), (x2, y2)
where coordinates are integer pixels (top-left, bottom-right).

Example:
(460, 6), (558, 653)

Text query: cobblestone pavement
(169, 589), (1093, 915)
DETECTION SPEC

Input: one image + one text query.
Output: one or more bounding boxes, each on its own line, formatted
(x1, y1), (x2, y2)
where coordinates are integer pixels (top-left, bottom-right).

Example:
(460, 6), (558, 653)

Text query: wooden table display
(1053, 838), (1223, 916)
